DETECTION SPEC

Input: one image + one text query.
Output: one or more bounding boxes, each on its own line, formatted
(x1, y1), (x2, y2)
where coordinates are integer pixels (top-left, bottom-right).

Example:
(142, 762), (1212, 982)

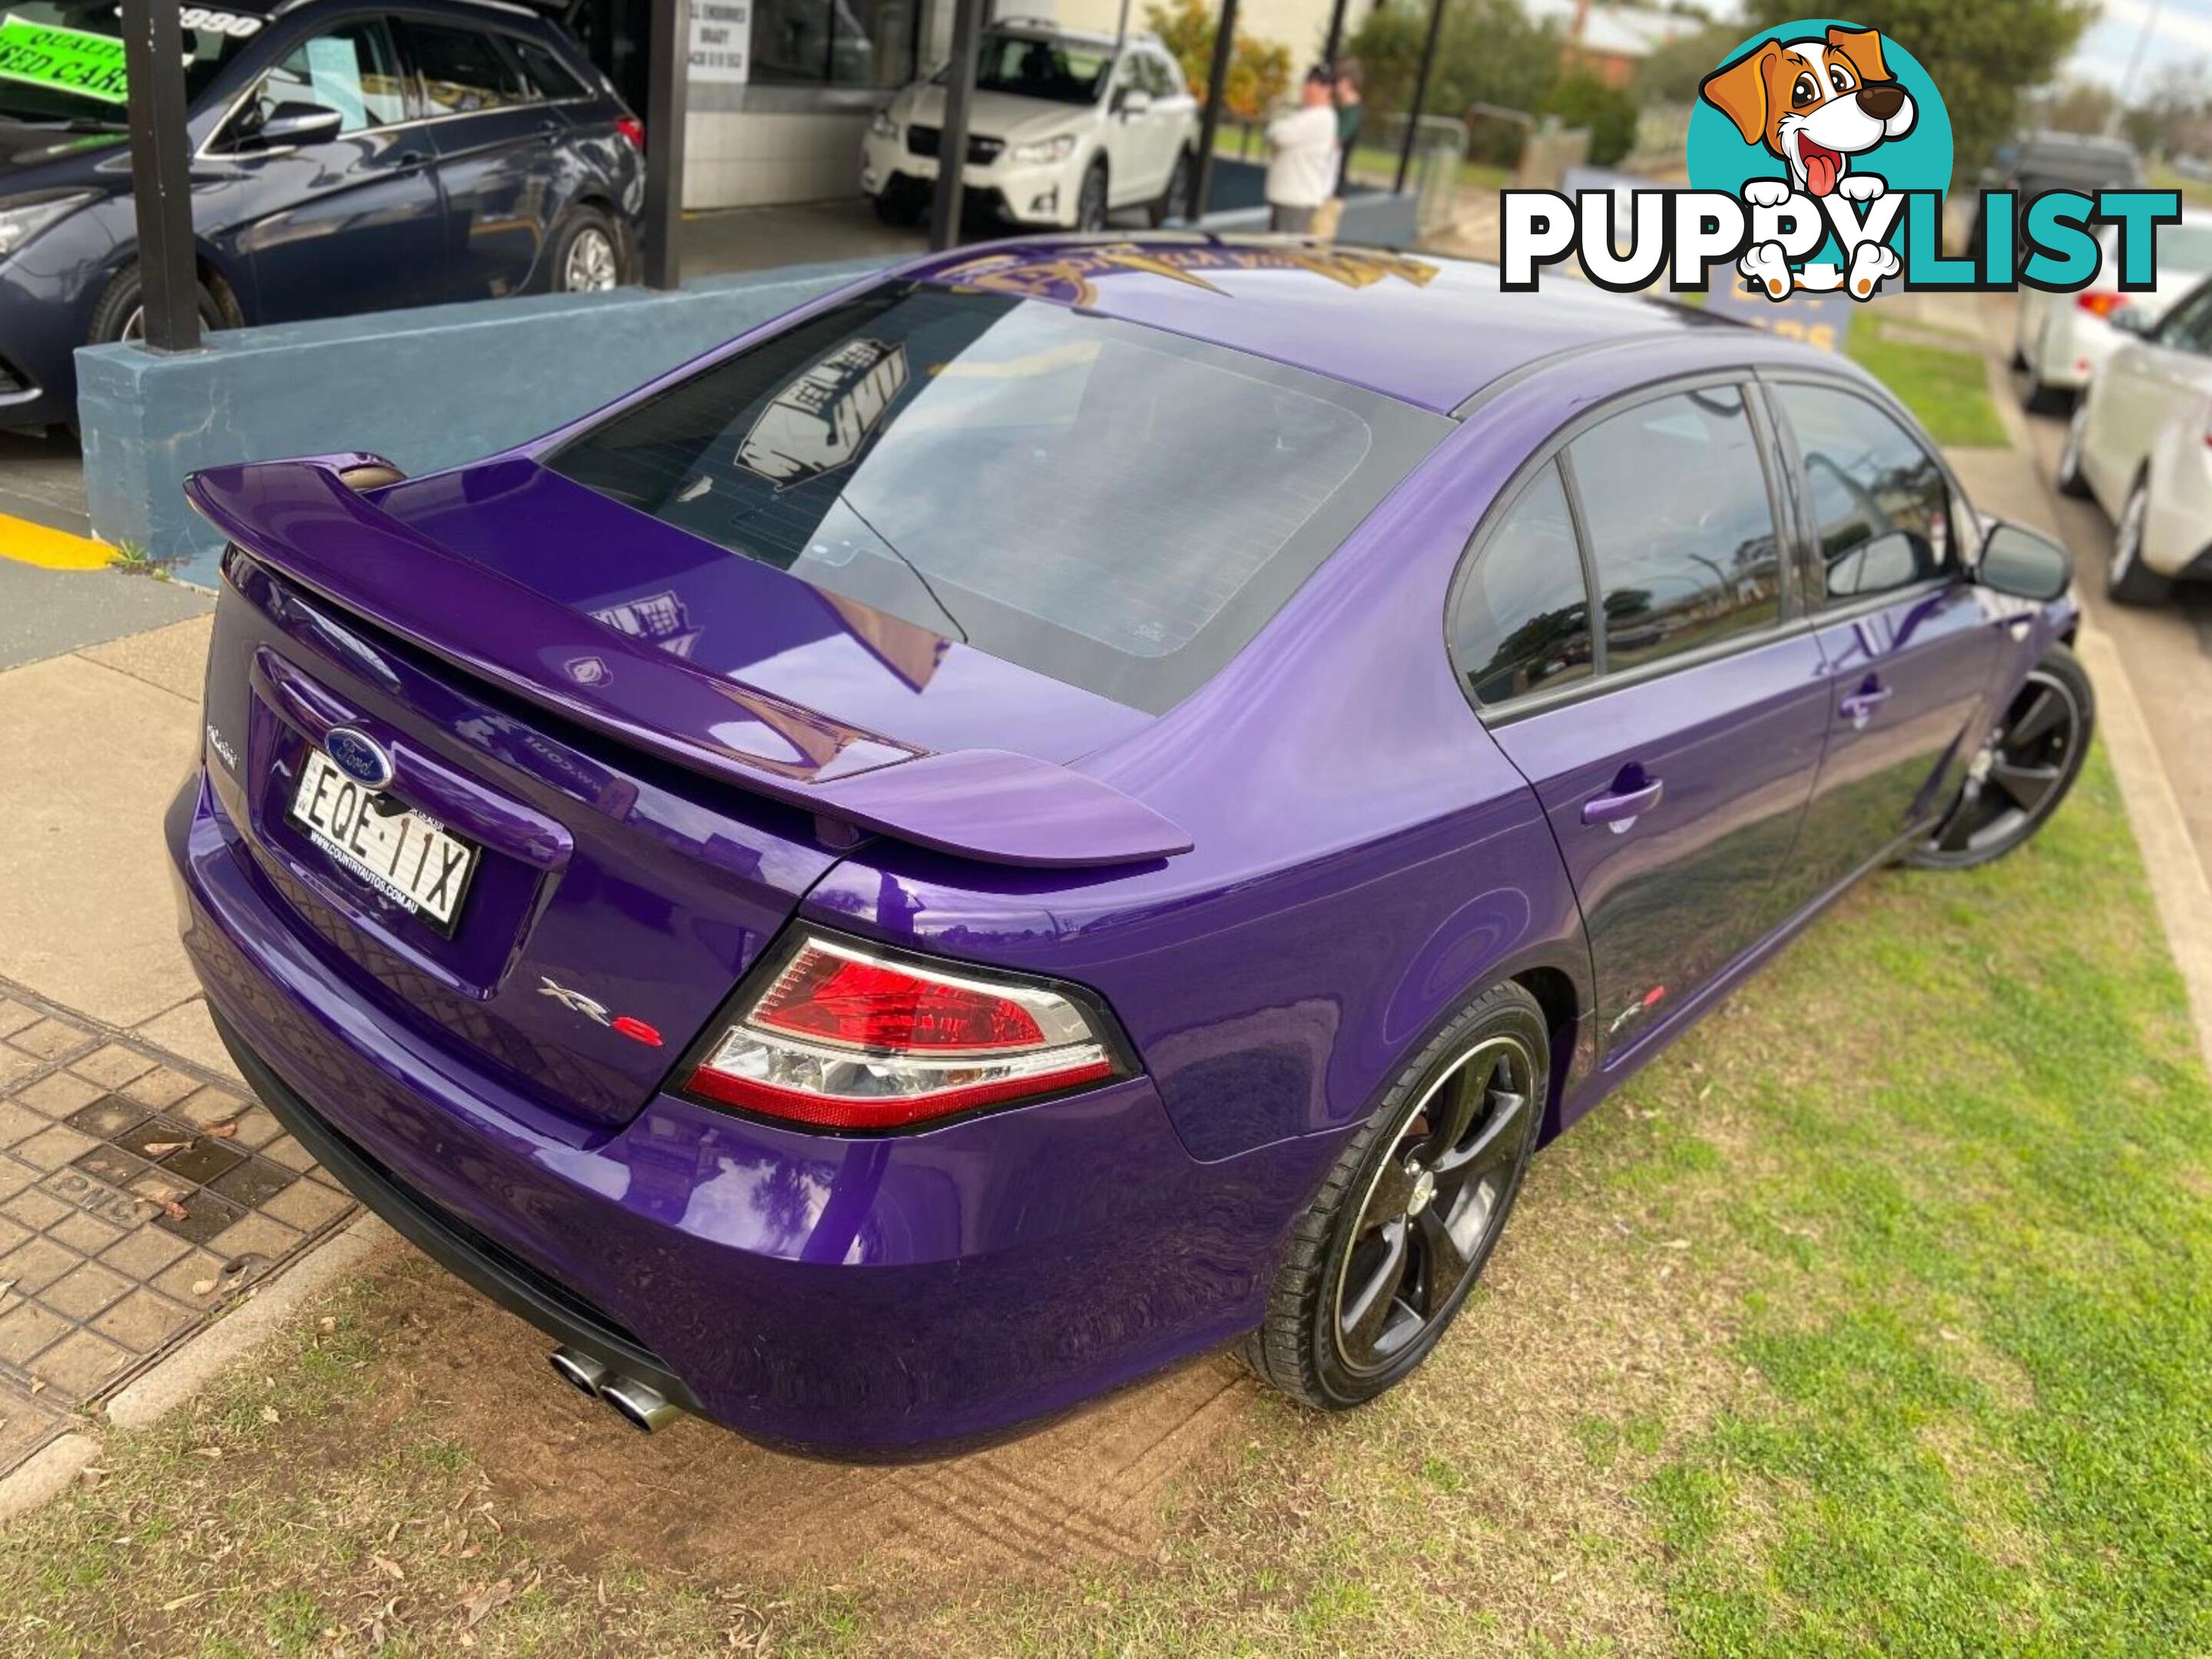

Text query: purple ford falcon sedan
(167, 237), (2090, 1457)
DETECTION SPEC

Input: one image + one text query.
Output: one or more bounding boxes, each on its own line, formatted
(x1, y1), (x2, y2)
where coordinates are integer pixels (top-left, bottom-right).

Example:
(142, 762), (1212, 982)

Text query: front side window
(230, 18), (406, 139)
(1774, 384), (1952, 605)
(1568, 386), (1784, 671)
(405, 18), (529, 114)
(1452, 462), (1593, 705)
(547, 285), (1447, 714)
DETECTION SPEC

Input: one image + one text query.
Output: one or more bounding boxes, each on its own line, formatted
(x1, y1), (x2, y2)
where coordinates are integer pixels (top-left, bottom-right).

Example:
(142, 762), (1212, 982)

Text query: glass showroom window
(750, 0), (916, 88)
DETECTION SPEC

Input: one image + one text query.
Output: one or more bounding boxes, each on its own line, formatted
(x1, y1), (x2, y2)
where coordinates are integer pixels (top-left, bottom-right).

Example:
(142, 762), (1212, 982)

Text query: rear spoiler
(185, 459), (1190, 869)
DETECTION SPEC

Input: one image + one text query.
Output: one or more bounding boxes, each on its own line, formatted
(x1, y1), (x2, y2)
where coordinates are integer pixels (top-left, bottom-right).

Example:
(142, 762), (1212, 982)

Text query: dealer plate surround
(289, 747), (478, 930)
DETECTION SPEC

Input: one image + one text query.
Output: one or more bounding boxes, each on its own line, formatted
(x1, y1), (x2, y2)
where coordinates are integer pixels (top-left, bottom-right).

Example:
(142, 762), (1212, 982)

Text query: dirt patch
(329, 1251), (1263, 1584)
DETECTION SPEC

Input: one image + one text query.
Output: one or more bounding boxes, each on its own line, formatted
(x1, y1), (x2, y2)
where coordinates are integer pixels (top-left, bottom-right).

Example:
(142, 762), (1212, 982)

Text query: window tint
(1773, 385), (1953, 605)
(1143, 51), (1181, 98)
(967, 33), (1112, 104)
(237, 18), (407, 137)
(547, 285), (1447, 714)
(1452, 462), (1593, 704)
(1568, 386), (1783, 671)
(509, 35), (588, 100)
(406, 19), (531, 114)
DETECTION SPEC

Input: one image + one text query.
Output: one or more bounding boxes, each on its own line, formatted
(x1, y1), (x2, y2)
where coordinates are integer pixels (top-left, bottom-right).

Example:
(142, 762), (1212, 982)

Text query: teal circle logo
(1687, 18), (1952, 204)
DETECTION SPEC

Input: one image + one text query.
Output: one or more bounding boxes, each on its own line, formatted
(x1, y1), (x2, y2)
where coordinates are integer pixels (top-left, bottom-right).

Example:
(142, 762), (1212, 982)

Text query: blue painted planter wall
(77, 260), (886, 588)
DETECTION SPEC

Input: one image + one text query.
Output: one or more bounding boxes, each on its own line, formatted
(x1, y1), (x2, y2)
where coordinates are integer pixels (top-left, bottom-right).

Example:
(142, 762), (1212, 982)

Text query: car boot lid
(187, 455), (1191, 869)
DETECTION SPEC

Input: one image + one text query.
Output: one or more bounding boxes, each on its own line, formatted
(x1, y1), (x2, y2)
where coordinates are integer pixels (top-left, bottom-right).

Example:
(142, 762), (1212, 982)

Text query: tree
(1341, 0), (1561, 154)
(1145, 0), (1293, 124)
(1637, 22), (1747, 104)
(1545, 72), (1638, 167)
(2121, 61), (2212, 162)
(2031, 79), (2118, 136)
(1743, 0), (2095, 174)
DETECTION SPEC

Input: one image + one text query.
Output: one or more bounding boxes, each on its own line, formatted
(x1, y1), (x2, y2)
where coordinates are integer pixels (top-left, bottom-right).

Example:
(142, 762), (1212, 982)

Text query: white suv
(861, 22), (1199, 233)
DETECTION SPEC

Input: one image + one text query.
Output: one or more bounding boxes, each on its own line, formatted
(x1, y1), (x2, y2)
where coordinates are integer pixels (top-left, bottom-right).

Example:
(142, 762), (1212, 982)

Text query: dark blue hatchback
(0, 0), (644, 431)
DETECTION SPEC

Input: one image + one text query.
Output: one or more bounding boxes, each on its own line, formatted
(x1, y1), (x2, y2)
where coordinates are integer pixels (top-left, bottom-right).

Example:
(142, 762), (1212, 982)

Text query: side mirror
(253, 101), (345, 148)
(1117, 88), (1152, 117)
(1977, 522), (2074, 601)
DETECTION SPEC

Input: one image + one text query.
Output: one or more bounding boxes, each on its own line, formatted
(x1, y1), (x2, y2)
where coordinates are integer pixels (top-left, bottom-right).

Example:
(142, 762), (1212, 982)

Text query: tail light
(683, 933), (1122, 1129)
(2076, 291), (2126, 320)
(616, 114), (645, 153)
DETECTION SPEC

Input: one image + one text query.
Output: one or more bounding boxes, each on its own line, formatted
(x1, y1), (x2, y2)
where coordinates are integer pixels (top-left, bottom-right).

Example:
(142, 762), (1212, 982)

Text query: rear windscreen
(545, 284), (1449, 713)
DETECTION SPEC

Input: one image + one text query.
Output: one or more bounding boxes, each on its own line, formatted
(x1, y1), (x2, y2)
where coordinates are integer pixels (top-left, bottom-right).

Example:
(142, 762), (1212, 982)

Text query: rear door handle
(1840, 683), (1894, 729)
(1582, 777), (1664, 830)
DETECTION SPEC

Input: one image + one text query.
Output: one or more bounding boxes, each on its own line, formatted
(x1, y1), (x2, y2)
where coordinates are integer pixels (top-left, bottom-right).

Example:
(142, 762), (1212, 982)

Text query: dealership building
(567, 0), (1358, 210)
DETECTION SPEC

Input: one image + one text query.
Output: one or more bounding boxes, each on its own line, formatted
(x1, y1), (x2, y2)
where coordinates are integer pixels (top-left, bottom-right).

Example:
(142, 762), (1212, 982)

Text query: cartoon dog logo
(1700, 25), (1916, 299)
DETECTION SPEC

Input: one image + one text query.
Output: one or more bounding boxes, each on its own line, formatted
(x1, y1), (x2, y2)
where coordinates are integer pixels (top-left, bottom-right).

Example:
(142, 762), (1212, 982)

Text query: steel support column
(120, 0), (200, 351)
(1393, 0), (1448, 194)
(1188, 0), (1239, 221)
(643, 0), (690, 290)
(929, 0), (986, 250)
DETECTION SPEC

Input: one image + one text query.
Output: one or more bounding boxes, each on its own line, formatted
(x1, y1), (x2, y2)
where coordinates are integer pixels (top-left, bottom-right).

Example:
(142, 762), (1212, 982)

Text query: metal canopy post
(120, 0), (200, 352)
(1322, 0), (1349, 69)
(1188, 0), (1237, 222)
(643, 0), (690, 290)
(1393, 0), (1446, 194)
(929, 0), (985, 250)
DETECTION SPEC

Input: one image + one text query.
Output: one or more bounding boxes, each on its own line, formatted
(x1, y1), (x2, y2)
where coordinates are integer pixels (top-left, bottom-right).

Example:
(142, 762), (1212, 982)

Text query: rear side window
(510, 35), (588, 100)
(547, 284), (1449, 714)
(1773, 385), (1952, 605)
(1567, 386), (1783, 671)
(405, 18), (531, 113)
(1450, 462), (1593, 704)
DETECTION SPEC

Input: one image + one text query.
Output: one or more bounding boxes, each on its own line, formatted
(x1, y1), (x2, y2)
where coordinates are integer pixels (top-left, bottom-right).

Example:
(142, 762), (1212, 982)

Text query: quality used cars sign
(1500, 15), (2180, 303)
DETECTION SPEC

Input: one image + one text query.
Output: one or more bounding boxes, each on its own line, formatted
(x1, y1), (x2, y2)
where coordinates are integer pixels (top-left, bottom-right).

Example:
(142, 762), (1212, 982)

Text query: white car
(861, 22), (1198, 233)
(2014, 210), (2212, 411)
(2056, 274), (2212, 604)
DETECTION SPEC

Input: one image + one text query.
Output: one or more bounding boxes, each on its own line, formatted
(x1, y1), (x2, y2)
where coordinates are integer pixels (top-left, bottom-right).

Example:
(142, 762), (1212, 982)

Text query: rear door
(214, 15), (450, 322)
(1764, 379), (2002, 882)
(401, 15), (561, 300)
(1462, 380), (1830, 1058)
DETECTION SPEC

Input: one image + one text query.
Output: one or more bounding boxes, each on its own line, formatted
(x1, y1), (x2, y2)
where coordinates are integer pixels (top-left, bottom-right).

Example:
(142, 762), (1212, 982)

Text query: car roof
(906, 237), (1737, 416)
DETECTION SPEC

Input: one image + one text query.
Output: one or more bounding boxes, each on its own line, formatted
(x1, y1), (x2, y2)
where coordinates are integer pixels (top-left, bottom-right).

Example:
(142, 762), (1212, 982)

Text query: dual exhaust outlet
(548, 1346), (682, 1432)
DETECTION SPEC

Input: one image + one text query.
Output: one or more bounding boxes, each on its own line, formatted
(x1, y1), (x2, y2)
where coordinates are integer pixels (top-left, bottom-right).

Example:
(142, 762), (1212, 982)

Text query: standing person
(1333, 59), (1364, 194)
(1265, 68), (1341, 235)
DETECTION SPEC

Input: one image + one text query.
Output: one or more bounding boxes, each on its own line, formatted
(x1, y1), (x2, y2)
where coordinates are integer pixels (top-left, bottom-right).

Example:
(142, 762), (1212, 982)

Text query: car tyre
(1907, 643), (2094, 869)
(85, 263), (228, 347)
(2105, 477), (2172, 606)
(1075, 158), (1109, 232)
(1148, 149), (1194, 226)
(548, 207), (627, 294)
(872, 180), (923, 226)
(1242, 981), (1547, 1411)
(2055, 399), (2093, 498)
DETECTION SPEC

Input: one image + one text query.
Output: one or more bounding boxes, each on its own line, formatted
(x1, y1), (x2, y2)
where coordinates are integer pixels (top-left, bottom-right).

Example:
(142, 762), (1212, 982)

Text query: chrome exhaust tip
(600, 1374), (681, 1432)
(548, 1347), (609, 1398)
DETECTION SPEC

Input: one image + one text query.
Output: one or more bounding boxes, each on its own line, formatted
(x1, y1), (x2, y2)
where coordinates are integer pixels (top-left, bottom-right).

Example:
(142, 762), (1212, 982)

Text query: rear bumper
(170, 768), (1320, 1457)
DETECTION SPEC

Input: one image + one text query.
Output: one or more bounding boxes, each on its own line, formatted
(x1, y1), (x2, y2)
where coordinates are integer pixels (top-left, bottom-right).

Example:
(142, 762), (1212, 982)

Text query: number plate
(289, 749), (478, 931)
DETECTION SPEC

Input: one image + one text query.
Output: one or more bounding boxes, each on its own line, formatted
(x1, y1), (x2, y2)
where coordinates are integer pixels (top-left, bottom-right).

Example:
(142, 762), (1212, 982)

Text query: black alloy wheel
(1909, 644), (2094, 869)
(1245, 982), (1548, 1409)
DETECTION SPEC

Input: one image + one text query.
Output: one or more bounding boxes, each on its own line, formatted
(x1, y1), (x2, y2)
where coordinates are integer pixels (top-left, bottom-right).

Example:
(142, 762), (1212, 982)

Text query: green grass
(1846, 319), (2008, 448)
(2149, 163), (2212, 212)
(2, 750), (2207, 1656)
